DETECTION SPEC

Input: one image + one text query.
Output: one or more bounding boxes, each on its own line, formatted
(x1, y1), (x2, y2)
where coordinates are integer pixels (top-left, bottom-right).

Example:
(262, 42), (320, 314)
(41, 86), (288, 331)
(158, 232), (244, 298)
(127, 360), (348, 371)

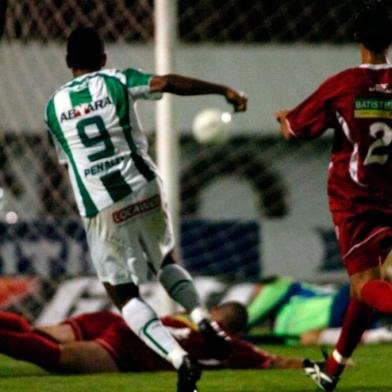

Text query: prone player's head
(210, 301), (248, 335)
(66, 27), (106, 71)
(354, 1), (392, 54)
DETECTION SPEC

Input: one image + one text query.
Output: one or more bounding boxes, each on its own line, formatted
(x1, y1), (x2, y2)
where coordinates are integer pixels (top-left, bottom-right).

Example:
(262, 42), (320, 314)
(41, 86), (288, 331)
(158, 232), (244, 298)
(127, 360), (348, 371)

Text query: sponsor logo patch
(84, 155), (126, 177)
(60, 97), (112, 122)
(112, 194), (161, 223)
(354, 98), (392, 119)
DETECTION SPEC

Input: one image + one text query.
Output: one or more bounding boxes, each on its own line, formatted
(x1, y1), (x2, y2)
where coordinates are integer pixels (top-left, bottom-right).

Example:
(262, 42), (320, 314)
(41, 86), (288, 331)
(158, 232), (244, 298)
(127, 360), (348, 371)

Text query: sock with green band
(158, 264), (202, 312)
(122, 297), (187, 369)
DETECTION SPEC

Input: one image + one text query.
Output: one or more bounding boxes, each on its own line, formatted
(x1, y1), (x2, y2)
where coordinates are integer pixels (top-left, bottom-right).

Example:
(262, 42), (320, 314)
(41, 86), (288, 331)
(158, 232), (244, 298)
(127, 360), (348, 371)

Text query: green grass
(0, 345), (390, 391)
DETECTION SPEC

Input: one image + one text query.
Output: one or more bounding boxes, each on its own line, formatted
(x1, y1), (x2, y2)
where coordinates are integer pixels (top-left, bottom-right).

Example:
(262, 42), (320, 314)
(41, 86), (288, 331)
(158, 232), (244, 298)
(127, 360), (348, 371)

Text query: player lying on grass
(247, 274), (392, 346)
(45, 26), (247, 392)
(276, 2), (392, 390)
(0, 302), (302, 373)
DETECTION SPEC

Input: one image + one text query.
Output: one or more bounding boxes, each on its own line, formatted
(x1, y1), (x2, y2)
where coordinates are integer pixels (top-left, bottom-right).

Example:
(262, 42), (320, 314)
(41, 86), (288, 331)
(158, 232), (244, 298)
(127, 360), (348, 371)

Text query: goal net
(0, 0), (356, 321)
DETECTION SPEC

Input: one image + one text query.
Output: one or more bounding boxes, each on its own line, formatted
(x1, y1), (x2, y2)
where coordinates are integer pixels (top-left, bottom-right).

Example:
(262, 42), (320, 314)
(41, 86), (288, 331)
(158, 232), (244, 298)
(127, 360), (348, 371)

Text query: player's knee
(351, 284), (363, 300)
(350, 267), (381, 300)
(103, 282), (139, 310)
(161, 250), (177, 268)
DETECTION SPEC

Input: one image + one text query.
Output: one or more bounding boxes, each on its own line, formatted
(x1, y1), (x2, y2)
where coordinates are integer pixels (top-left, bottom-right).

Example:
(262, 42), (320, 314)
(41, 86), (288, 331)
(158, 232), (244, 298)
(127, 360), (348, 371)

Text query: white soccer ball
(192, 108), (232, 144)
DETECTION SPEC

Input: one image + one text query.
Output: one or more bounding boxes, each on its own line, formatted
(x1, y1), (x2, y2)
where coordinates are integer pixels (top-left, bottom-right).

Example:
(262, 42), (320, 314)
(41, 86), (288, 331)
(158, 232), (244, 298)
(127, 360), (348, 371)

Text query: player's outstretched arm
(150, 74), (247, 112)
(269, 356), (304, 369)
(275, 109), (293, 140)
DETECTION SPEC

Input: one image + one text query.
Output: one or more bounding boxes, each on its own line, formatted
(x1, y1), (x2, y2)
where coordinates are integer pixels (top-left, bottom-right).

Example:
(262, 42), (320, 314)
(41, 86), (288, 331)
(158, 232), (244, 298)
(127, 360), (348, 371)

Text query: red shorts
(333, 210), (392, 275)
(64, 311), (170, 372)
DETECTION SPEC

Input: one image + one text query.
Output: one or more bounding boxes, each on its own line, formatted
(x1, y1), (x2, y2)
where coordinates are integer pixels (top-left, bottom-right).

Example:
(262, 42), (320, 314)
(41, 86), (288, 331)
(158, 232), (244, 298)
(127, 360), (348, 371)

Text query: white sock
(122, 297), (187, 369)
(190, 306), (211, 325)
(158, 264), (203, 313)
(332, 349), (350, 365)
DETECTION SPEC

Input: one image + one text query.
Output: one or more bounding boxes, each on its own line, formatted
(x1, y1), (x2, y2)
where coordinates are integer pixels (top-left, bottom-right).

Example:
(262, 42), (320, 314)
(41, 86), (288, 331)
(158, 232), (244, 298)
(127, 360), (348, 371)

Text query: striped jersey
(45, 68), (162, 217)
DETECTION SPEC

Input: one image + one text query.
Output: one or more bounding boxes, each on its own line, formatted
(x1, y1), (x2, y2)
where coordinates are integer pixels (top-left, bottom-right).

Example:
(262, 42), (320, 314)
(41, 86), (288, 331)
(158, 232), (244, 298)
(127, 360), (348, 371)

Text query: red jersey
(67, 311), (275, 371)
(286, 64), (392, 214)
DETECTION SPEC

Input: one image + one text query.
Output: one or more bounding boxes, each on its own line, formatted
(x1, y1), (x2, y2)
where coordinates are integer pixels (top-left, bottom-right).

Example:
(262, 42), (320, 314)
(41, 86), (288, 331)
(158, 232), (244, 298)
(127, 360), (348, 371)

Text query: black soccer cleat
(177, 356), (201, 392)
(198, 319), (231, 360)
(303, 358), (339, 391)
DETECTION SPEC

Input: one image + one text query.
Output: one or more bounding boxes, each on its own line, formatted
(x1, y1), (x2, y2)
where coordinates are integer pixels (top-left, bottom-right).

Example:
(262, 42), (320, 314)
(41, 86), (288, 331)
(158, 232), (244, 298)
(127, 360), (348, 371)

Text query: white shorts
(82, 180), (175, 285)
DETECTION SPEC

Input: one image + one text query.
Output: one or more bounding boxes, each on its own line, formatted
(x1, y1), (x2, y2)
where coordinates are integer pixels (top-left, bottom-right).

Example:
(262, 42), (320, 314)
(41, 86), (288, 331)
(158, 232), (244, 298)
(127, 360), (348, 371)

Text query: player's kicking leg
(85, 185), (202, 391)
(104, 282), (201, 392)
(304, 262), (392, 391)
(303, 297), (373, 391)
(158, 252), (231, 360)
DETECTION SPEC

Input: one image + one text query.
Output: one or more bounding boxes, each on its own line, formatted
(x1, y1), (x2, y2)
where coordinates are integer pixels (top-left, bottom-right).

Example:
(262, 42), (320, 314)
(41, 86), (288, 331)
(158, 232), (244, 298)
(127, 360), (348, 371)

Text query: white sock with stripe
(159, 264), (211, 323)
(122, 297), (187, 369)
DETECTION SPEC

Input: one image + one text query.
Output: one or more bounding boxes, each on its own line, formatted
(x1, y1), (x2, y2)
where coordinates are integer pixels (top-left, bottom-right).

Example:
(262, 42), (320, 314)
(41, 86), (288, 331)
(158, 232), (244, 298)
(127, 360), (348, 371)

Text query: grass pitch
(0, 345), (390, 391)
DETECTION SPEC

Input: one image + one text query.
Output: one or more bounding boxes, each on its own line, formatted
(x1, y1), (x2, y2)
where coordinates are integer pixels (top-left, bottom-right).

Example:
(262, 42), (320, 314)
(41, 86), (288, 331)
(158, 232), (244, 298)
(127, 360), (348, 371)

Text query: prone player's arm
(149, 74), (247, 112)
(269, 356), (304, 369)
(222, 338), (303, 370)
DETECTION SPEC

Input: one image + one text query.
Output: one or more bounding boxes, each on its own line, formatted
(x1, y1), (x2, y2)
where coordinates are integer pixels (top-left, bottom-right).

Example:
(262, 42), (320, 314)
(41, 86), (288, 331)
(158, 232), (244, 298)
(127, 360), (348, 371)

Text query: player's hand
(275, 109), (293, 140)
(225, 88), (247, 112)
(275, 109), (289, 124)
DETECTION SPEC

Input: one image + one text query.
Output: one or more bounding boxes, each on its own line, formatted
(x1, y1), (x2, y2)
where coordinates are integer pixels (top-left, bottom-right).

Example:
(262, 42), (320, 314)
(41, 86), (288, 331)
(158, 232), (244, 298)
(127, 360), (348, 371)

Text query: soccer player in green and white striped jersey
(45, 27), (247, 392)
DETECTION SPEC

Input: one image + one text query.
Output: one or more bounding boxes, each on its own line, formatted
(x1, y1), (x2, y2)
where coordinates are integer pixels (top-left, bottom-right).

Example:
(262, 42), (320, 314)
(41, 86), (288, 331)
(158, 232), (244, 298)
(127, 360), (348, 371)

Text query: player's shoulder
(45, 80), (74, 123)
(47, 78), (73, 104)
(321, 67), (362, 87)
(95, 68), (128, 83)
(121, 66), (149, 76)
(47, 69), (125, 101)
(45, 88), (62, 123)
(46, 76), (83, 109)
(60, 69), (127, 91)
(314, 67), (366, 98)
(99, 67), (150, 83)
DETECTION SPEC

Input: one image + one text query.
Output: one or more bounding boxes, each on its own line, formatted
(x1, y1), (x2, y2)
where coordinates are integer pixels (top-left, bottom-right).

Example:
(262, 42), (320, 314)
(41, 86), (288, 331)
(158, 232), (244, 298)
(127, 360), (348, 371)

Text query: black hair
(354, 1), (392, 54)
(67, 27), (104, 70)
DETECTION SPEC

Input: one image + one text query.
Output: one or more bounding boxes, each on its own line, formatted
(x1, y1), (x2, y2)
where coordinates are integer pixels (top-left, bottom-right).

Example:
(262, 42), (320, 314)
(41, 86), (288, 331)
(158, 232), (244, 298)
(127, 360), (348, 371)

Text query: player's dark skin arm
(150, 74), (247, 112)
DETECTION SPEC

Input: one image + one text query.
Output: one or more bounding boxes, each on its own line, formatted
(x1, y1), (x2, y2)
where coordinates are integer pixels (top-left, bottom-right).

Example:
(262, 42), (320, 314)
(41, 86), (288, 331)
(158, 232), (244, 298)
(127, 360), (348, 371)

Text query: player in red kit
(276, 2), (392, 391)
(0, 304), (302, 374)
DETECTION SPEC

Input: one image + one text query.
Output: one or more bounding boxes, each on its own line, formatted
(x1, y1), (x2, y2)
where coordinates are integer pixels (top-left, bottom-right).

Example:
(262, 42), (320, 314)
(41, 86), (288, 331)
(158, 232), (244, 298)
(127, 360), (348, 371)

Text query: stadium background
(0, 0), (361, 322)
